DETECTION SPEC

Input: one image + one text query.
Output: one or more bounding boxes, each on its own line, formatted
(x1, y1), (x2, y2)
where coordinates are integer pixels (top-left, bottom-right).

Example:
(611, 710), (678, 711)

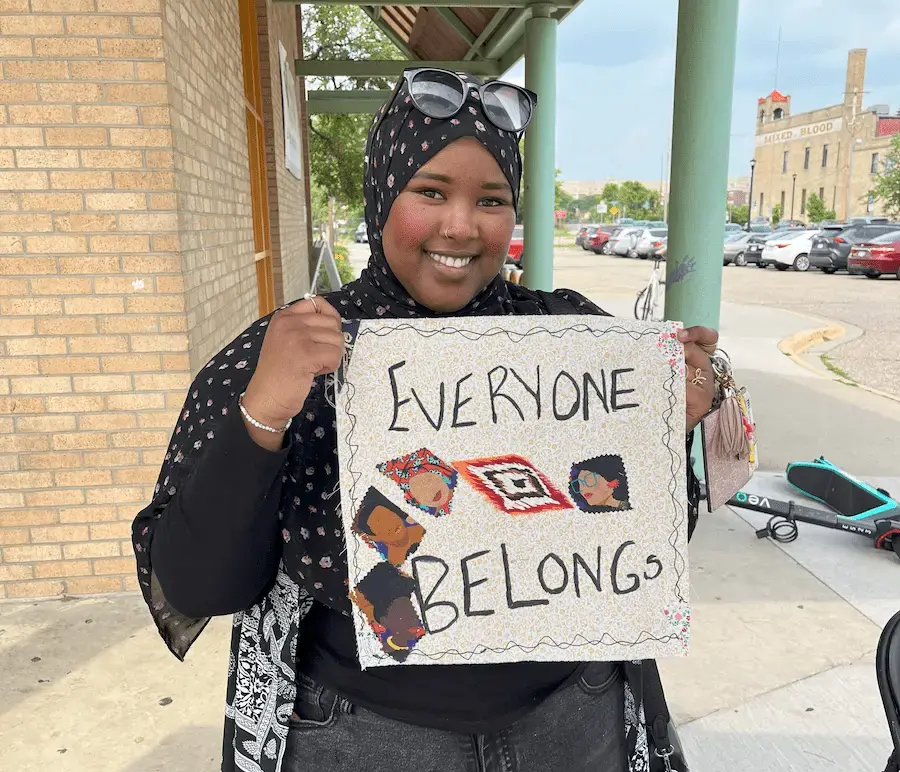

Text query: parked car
(775, 219), (807, 230)
(848, 230), (900, 279)
(809, 223), (900, 273)
(588, 227), (612, 254)
(579, 225), (600, 250)
(647, 221), (667, 229)
(634, 228), (668, 258)
(761, 229), (818, 271)
(849, 216), (891, 226)
(600, 226), (626, 254)
(609, 227), (642, 256)
(507, 224), (524, 264)
(575, 225), (597, 248)
(723, 232), (753, 266)
(748, 223), (773, 233)
(355, 223), (368, 243)
(725, 223), (743, 235)
(745, 229), (802, 267)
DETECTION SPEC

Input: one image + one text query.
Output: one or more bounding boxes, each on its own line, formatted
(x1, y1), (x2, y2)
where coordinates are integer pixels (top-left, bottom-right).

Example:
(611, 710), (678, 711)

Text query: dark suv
(809, 223), (900, 273)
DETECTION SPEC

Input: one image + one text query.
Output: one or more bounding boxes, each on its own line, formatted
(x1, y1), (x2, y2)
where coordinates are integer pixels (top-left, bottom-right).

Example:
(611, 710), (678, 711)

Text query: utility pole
(790, 173), (797, 219)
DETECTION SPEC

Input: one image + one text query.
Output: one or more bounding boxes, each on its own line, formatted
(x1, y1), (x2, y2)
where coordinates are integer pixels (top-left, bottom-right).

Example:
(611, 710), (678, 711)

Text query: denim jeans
(284, 663), (628, 772)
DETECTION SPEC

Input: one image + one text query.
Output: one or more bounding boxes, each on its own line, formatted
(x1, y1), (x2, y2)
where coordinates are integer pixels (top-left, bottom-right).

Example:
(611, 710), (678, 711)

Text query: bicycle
(634, 253), (666, 322)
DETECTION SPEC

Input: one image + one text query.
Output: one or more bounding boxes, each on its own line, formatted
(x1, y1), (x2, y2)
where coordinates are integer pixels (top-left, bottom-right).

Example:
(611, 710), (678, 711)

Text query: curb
(776, 323), (846, 356)
(778, 324), (900, 405)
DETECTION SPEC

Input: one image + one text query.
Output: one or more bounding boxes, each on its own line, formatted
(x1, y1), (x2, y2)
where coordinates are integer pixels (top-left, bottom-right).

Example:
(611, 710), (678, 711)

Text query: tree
(771, 203), (782, 226)
(729, 204), (749, 225)
(805, 193), (836, 223)
(870, 134), (900, 218)
(302, 6), (403, 210)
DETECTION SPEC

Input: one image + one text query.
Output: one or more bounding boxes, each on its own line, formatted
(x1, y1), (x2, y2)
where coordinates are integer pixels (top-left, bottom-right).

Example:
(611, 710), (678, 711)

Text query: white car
(354, 223), (368, 243)
(610, 227), (642, 256)
(634, 228), (668, 258)
(760, 229), (819, 272)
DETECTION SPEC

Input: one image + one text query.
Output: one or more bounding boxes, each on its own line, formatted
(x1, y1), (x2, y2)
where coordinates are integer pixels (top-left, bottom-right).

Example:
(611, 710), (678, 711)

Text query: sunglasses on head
(369, 67), (537, 153)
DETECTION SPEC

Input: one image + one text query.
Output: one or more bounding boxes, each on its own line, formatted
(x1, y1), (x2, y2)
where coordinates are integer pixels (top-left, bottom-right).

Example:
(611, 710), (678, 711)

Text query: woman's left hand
(678, 326), (719, 434)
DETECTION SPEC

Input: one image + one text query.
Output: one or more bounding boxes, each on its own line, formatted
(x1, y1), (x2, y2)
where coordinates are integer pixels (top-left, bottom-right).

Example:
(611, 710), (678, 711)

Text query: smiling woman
(382, 142), (516, 312)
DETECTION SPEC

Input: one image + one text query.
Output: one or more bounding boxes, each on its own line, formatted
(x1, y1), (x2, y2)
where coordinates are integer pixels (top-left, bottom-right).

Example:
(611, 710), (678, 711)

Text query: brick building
(751, 48), (900, 222)
(0, 0), (313, 599)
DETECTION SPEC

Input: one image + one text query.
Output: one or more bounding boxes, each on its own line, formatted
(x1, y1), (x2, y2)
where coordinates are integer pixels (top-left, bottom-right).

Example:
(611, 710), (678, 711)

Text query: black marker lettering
(460, 550), (494, 617)
(387, 361), (410, 432)
(510, 366), (541, 419)
(573, 547), (603, 597)
(488, 366), (525, 423)
(611, 540), (640, 595)
(552, 371), (580, 420)
(411, 556), (459, 634)
(537, 553), (569, 595)
(611, 368), (640, 411)
(582, 372), (609, 420)
(643, 554), (663, 581)
(501, 543), (549, 609)
(452, 372), (477, 429)
(411, 382), (445, 430)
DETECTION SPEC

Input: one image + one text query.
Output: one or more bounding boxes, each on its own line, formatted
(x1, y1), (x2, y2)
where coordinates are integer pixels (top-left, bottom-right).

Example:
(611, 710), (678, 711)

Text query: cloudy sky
(505, 0), (900, 182)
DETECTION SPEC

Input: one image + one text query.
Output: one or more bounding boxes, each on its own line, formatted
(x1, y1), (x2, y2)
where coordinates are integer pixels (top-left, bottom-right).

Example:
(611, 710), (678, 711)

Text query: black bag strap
(534, 289), (578, 316)
(641, 660), (674, 756)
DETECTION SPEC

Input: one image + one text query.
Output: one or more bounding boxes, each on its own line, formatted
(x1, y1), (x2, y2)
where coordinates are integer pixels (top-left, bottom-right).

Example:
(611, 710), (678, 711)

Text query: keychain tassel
(713, 396), (751, 460)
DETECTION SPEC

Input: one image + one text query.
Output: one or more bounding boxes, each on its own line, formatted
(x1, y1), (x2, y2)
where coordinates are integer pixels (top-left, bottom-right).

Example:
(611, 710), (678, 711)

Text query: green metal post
(522, 3), (557, 292)
(664, 0), (740, 330)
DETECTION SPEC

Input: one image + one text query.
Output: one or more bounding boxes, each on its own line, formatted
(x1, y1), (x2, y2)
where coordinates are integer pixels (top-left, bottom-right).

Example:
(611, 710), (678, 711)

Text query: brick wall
(161, 0), (258, 371)
(0, 0), (191, 599)
(0, 0), (310, 600)
(258, 1), (312, 306)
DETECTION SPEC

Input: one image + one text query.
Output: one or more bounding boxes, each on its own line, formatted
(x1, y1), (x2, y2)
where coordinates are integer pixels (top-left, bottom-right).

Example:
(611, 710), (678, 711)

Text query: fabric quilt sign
(335, 315), (690, 668)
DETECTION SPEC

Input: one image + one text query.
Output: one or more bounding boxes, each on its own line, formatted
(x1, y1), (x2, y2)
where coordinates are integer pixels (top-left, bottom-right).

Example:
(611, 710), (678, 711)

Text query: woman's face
(381, 137), (516, 313)
(367, 505), (406, 542)
(577, 471), (617, 505)
(408, 471), (451, 508)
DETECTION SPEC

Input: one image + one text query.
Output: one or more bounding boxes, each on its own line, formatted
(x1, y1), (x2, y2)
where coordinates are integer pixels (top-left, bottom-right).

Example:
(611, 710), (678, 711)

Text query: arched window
(773, 107), (784, 120)
(759, 109), (766, 123)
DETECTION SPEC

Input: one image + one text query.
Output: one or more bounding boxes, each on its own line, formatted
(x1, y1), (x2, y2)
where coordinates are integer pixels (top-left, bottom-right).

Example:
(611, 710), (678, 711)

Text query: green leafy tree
(870, 134), (900, 218)
(771, 203), (782, 226)
(302, 6), (403, 210)
(729, 204), (749, 225)
(804, 193), (836, 223)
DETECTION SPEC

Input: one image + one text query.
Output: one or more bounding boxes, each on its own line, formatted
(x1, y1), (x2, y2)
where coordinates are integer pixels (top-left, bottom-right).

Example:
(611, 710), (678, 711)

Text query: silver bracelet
(238, 392), (292, 434)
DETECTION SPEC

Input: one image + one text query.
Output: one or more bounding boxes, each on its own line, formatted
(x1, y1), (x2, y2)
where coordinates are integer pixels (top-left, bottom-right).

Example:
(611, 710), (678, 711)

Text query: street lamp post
(747, 158), (756, 229)
(790, 172), (797, 220)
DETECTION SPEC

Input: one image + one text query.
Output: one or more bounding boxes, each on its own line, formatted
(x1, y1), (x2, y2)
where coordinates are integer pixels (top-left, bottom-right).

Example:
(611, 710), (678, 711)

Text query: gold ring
(304, 293), (320, 314)
(690, 367), (707, 386)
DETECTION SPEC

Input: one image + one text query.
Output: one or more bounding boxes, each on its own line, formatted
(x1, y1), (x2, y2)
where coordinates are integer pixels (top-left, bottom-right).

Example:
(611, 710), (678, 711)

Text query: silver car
(610, 227), (642, 257)
(634, 228), (668, 258)
(723, 232), (753, 266)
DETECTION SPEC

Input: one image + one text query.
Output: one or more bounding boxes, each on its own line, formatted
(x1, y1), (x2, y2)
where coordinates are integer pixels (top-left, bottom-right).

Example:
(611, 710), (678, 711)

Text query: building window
(780, 190), (785, 212)
(819, 187), (825, 201)
(774, 107), (784, 120)
(783, 151), (789, 173)
(759, 192), (764, 215)
(804, 147), (810, 170)
(759, 109), (766, 123)
(822, 145), (828, 167)
(800, 189), (807, 215)
(871, 153), (880, 173)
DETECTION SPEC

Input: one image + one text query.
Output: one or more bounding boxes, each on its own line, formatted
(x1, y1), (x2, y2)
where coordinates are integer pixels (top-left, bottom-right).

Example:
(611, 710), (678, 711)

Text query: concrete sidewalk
(2, 266), (898, 771)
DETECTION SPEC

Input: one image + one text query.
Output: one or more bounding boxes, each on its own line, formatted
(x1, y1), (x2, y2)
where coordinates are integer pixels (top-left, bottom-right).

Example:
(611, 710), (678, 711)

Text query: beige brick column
(0, 0), (190, 599)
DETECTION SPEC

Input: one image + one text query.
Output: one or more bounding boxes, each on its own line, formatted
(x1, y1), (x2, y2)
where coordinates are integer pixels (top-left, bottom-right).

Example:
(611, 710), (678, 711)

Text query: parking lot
(555, 246), (898, 400)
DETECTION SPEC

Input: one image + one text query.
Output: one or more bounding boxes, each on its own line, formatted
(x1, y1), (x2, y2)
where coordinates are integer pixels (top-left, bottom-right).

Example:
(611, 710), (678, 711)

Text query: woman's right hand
(242, 296), (345, 434)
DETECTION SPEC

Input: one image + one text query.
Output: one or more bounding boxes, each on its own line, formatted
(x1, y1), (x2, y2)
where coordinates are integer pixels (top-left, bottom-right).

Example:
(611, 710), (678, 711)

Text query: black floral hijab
(131, 71), (609, 658)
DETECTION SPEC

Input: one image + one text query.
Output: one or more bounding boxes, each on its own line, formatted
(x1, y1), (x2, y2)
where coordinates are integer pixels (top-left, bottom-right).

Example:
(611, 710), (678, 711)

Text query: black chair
(877, 609), (900, 772)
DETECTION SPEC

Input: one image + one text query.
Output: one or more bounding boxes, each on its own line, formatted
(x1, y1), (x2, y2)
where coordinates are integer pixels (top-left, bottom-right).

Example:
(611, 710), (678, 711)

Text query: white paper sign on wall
(336, 315), (690, 668)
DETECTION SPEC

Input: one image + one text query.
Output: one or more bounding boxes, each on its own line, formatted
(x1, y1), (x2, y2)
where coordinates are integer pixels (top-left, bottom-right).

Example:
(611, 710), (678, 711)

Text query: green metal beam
(360, 6), (416, 59)
(664, 0), (740, 331)
(295, 59), (503, 78)
(498, 36), (524, 74)
(484, 7), (528, 59)
(463, 8), (509, 61)
(281, 0), (577, 7)
(307, 90), (393, 114)
(434, 8), (476, 47)
(521, 4), (557, 292)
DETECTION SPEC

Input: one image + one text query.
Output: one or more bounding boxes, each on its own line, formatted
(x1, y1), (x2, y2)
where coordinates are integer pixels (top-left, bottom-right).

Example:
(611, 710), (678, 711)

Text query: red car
(848, 229), (900, 279)
(507, 224), (524, 264)
(588, 227), (611, 254)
